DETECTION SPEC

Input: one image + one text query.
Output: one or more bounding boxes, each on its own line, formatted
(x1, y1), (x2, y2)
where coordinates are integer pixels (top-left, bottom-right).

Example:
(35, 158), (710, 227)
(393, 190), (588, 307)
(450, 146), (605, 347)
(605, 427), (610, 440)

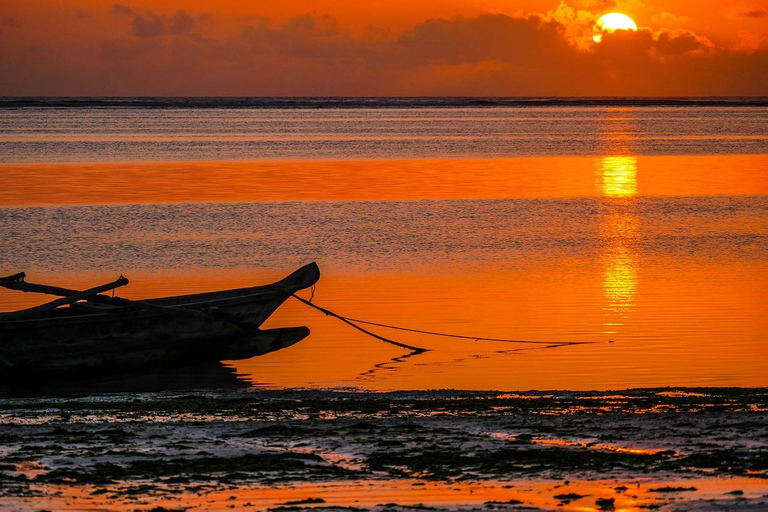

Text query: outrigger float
(0, 263), (320, 379)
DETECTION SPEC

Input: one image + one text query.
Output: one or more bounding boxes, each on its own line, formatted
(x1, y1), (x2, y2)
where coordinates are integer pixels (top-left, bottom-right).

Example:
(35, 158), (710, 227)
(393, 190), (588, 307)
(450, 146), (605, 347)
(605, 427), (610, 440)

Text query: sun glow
(597, 156), (639, 320)
(593, 13), (638, 43)
(599, 156), (638, 197)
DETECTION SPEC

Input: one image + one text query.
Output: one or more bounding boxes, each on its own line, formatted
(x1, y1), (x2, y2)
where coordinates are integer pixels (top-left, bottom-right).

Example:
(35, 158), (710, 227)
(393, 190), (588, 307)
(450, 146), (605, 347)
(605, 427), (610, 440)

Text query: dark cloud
(109, 4), (134, 16)
(0, 16), (19, 34)
(731, 4), (768, 18)
(233, 13), (716, 68)
(234, 12), (571, 67)
(220, 12), (767, 94)
(395, 14), (567, 65)
(75, 9), (91, 19)
(3, 8), (767, 96)
(132, 13), (169, 37)
(593, 27), (714, 61)
(236, 13), (375, 62)
(654, 29), (713, 56)
(109, 3), (212, 39)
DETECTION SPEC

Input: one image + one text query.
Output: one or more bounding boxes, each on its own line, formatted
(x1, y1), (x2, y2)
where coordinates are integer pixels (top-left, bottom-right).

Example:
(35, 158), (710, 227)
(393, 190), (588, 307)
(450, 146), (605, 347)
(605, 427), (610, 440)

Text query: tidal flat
(1, 388), (767, 511)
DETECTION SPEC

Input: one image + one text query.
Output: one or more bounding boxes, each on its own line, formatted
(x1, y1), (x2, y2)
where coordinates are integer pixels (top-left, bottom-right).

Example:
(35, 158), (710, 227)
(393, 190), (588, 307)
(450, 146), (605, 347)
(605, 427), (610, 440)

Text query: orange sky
(0, 0), (766, 95)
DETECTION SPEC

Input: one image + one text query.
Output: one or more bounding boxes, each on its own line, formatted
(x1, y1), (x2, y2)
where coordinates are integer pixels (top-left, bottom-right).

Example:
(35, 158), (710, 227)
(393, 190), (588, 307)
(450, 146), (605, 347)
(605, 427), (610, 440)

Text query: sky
(0, 0), (766, 96)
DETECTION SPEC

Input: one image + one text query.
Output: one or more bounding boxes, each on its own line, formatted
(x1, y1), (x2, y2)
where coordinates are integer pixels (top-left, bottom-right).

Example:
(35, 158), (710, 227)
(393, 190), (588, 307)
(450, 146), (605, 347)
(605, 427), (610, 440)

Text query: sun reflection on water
(603, 246), (638, 316)
(598, 156), (640, 330)
(599, 156), (638, 197)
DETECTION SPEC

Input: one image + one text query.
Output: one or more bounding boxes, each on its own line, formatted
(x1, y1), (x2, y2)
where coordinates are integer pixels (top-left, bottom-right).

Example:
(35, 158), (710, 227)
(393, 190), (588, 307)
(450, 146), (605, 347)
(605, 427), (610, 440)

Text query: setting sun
(593, 13), (638, 43)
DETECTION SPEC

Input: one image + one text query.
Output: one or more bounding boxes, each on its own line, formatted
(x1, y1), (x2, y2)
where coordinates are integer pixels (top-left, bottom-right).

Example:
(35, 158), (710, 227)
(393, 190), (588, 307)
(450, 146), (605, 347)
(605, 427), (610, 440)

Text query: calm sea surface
(0, 100), (766, 390)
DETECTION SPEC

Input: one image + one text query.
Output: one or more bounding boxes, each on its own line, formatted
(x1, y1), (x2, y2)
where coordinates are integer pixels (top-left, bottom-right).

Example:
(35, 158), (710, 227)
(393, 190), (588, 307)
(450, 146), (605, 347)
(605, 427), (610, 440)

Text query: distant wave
(2, 97), (768, 109)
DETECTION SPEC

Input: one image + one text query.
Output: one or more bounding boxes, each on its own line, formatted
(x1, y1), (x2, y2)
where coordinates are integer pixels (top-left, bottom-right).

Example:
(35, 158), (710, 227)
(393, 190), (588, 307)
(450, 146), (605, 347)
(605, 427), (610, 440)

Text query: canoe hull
(0, 263), (319, 377)
(1, 326), (309, 380)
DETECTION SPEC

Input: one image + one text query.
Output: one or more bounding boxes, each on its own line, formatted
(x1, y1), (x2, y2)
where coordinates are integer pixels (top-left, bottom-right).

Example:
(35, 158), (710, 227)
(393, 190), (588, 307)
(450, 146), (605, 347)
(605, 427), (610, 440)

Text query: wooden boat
(0, 262), (319, 379)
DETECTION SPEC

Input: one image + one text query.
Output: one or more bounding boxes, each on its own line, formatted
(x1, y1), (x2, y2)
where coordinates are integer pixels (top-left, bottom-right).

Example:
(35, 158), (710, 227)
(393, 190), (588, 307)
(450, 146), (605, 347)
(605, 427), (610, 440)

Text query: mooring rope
(337, 316), (592, 346)
(291, 293), (429, 354)
(291, 293), (596, 353)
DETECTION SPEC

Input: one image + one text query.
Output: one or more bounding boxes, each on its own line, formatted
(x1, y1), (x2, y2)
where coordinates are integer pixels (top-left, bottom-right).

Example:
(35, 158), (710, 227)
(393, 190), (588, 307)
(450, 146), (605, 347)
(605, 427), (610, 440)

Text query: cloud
(109, 4), (134, 16)
(651, 12), (689, 27)
(579, 26), (715, 68)
(3, 3), (767, 96)
(221, 10), (751, 94)
(75, 9), (91, 19)
(545, 1), (599, 49)
(394, 11), (714, 65)
(109, 3), (212, 39)
(652, 29), (714, 57)
(0, 16), (19, 35)
(730, 4), (768, 19)
(238, 13), (362, 59)
(394, 14), (568, 65)
(731, 30), (768, 51)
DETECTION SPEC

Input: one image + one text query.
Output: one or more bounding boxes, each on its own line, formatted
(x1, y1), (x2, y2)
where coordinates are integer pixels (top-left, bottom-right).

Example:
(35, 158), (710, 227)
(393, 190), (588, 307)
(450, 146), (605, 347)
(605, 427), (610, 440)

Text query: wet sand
(1, 387), (766, 511)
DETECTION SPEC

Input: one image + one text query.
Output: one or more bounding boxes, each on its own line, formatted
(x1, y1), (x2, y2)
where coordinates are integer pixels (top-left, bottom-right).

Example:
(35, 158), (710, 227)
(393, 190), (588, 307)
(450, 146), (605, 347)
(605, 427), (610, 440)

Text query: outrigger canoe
(0, 262), (319, 379)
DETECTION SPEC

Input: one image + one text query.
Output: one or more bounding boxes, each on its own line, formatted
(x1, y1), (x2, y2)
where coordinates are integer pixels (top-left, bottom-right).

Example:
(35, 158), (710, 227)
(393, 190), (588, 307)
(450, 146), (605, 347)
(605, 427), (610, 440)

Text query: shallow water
(1, 105), (767, 163)
(0, 103), (766, 390)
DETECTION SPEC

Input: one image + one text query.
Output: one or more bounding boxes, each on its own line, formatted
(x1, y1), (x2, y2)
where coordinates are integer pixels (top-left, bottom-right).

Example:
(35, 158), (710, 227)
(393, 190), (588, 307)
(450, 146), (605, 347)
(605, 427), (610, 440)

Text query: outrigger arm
(0, 272), (263, 335)
(0, 275), (129, 322)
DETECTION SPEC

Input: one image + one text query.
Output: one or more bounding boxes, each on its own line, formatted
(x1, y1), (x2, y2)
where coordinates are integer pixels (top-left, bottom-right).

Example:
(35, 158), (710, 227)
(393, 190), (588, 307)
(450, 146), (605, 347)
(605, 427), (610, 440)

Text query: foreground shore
(1, 387), (767, 511)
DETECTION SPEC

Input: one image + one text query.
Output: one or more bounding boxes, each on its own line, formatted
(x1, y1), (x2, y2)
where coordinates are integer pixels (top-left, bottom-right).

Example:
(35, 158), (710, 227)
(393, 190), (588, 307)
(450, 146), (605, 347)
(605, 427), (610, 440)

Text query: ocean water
(0, 100), (766, 390)
(1, 101), (767, 163)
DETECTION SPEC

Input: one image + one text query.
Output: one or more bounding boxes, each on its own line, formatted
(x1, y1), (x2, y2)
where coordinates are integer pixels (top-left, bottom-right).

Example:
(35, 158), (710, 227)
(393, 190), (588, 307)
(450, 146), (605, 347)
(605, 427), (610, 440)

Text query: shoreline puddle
(3, 476), (767, 511)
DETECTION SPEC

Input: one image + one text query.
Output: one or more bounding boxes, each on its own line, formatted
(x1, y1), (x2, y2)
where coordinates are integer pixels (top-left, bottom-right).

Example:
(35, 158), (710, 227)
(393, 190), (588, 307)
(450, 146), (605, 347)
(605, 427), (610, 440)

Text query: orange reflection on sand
(529, 437), (667, 456)
(6, 477), (767, 512)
